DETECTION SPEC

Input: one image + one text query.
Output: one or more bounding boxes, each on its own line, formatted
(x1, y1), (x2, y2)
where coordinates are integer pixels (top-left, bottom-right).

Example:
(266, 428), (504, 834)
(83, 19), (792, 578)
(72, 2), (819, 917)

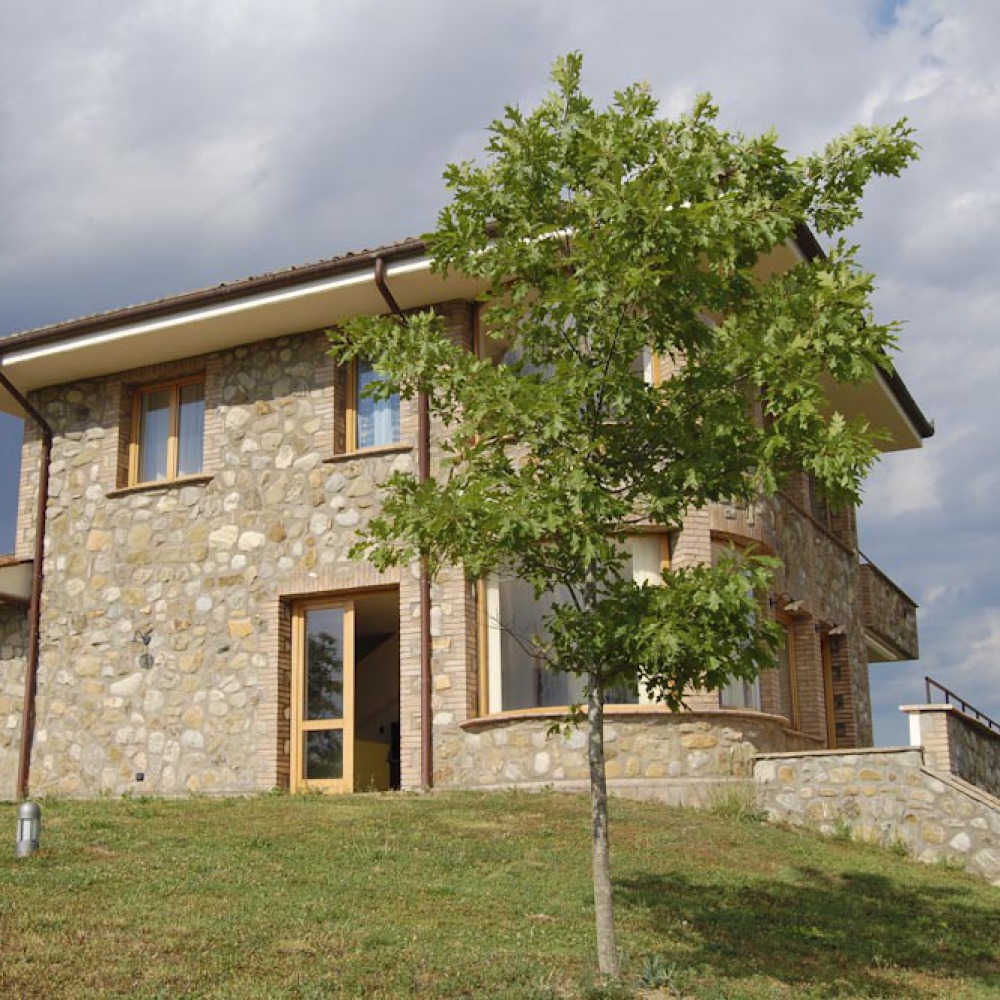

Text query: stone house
(0, 231), (932, 802)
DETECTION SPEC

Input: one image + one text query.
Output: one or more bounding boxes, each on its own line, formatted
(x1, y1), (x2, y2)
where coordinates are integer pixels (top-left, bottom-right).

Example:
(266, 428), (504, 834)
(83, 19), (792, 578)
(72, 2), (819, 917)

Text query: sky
(0, 0), (997, 745)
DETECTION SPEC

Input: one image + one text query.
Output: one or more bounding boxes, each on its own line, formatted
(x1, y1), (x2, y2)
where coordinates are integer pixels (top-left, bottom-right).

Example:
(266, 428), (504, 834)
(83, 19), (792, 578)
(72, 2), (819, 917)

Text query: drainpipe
(373, 257), (434, 790)
(0, 370), (52, 801)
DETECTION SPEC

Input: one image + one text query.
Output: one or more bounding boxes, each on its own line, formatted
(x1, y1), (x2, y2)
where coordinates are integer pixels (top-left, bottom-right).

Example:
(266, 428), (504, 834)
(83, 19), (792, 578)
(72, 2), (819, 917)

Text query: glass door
(291, 600), (355, 793)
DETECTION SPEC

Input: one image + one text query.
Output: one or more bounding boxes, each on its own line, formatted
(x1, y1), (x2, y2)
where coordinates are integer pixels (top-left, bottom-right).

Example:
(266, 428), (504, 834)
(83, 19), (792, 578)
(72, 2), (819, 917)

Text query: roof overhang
(758, 234), (931, 453)
(820, 368), (925, 453)
(0, 558), (32, 607)
(0, 229), (932, 451)
(0, 250), (486, 412)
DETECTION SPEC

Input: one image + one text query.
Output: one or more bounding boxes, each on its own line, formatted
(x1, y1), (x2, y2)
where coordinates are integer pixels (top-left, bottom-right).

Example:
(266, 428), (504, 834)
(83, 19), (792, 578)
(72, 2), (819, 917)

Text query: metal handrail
(925, 676), (1000, 736)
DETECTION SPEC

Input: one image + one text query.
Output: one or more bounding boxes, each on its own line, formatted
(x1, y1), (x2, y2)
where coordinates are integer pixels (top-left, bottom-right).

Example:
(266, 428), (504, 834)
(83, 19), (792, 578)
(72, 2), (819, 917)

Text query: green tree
(328, 54), (916, 978)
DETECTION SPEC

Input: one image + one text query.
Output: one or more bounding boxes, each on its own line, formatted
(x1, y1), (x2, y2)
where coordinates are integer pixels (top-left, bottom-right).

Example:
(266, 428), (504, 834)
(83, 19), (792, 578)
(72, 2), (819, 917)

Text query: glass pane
(139, 388), (171, 482)
(305, 607), (345, 720)
(177, 381), (205, 476)
(720, 676), (761, 711)
(304, 730), (343, 780)
(498, 576), (586, 709)
(356, 360), (400, 448)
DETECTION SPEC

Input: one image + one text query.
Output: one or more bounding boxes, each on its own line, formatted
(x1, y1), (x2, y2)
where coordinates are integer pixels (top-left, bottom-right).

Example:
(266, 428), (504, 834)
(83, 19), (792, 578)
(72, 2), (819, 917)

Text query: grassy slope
(0, 791), (997, 999)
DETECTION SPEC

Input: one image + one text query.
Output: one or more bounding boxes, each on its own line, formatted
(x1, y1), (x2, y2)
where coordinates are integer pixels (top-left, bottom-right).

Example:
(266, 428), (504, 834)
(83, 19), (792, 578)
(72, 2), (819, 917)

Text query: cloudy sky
(0, 0), (996, 744)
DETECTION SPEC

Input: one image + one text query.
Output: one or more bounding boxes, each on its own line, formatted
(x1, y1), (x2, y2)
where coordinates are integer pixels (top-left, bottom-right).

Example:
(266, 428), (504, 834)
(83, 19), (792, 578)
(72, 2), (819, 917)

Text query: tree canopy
(329, 52), (916, 707)
(328, 52), (917, 976)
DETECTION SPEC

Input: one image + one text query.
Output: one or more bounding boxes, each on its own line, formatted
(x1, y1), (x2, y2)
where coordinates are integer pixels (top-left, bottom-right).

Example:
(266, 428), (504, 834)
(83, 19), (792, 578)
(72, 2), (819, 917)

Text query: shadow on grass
(618, 866), (1000, 996)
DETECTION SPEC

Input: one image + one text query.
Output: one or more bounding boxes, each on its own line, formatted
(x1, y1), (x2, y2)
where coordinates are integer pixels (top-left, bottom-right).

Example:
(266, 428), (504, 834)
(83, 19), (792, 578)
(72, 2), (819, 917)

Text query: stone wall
(16, 304), (475, 798)
(768, 494), (871, 747)
(0, 608), (27, 799)
(438, 708), (822, 806)
(754, 748), (1000, 886)
(904, 704), (1000, 801)
(8, 287), (908, 799)
(860, 561), (919, 660)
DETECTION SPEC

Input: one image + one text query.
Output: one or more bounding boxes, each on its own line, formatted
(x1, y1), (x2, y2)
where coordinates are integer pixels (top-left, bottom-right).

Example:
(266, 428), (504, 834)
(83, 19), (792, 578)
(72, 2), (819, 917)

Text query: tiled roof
(0, 235), (427, 353)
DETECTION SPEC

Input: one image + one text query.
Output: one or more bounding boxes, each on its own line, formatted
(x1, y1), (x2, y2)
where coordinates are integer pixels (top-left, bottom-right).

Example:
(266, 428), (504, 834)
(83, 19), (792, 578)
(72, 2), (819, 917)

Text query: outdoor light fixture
(134, 628), (154, 670)
(16, 801), (41, 858)
(783, 600), (803, 613)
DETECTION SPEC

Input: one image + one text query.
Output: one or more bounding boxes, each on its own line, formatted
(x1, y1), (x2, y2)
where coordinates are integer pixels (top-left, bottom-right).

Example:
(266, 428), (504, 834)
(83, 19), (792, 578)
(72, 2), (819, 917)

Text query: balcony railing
(925, 676), (1000, 736)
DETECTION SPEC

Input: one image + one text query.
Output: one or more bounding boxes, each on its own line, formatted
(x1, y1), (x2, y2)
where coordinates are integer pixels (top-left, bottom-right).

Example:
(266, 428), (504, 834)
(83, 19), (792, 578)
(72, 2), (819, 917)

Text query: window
(129, 376), (205, 485)
(713, 539), (762, 712)
(480, 536), (666, 713)
(347, 359), (400, 450)
(719, 675), (761, 712)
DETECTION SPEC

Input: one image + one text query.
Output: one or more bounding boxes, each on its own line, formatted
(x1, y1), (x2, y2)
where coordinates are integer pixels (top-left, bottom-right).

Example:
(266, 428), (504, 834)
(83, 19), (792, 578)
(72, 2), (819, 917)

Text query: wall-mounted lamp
(828, 625), (847, 636)
(16, 801), (41, 858)
(783, 600), (803, 613)
(134, 628), (154, 670)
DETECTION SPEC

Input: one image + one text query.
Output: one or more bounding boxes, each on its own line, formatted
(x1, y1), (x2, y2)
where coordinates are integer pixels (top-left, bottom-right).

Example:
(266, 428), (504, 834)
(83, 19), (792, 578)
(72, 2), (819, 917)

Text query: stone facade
(438, 707), (822, 806)
(5, 304), (475, 798)
(860, 561), (919, 660)
(904, 704), (1000, 801)
(754, 747), (1000, 886)
(0, 282), (916, 801)
(0, 608), (27, 797)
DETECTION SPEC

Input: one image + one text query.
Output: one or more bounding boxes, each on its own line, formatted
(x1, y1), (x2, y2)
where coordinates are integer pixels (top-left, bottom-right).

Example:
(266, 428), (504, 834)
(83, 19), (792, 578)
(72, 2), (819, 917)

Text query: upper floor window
(348, 360), (400, 451)
(129, 376), (205, 485)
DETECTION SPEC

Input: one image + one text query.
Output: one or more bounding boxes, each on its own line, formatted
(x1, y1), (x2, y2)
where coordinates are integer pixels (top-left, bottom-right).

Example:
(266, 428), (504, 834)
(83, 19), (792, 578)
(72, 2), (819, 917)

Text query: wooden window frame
(476, 534), (671, 716)
(128, 374), (205, 486)
(775, 610), (800, 730)
(821, 634), (837, 748)
(345, 358), (400, 453)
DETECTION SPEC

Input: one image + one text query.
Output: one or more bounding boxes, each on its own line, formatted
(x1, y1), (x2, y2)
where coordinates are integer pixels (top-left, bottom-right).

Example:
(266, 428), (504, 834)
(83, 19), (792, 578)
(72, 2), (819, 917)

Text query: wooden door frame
(290, 598), (355, 794)
(821, 634), (837, 749)
(775, 611), (800, 731)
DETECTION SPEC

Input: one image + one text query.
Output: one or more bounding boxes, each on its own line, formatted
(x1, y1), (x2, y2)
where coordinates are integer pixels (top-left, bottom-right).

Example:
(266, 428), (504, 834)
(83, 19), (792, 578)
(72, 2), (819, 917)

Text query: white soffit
(0, 561), (32, 603)
(0, 258), (486, 402)
(821, 370), (923, 453)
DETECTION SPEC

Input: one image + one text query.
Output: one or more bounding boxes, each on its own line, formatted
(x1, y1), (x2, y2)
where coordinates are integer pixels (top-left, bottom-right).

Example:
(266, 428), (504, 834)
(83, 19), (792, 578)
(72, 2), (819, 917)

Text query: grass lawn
(1, 791), (998, 999)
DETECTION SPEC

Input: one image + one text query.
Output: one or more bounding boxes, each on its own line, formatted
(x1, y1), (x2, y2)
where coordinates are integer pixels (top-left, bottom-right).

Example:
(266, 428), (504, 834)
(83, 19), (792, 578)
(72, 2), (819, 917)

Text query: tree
(328, 53), (916, 978)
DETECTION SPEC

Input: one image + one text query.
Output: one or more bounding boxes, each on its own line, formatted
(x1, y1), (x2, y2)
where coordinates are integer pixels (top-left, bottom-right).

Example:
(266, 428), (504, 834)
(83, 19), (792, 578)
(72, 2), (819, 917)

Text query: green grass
(1, 791), (997, 998)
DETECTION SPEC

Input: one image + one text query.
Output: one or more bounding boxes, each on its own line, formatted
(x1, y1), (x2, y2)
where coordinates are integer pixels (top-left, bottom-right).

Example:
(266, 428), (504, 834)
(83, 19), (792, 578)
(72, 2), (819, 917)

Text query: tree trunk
(588, 666), (620, 978)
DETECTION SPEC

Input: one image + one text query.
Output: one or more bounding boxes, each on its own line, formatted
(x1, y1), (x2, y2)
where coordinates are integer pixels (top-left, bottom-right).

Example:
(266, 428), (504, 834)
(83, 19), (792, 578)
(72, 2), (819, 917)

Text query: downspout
(373, 257), (434, 790)
(0, 370), (52, 801)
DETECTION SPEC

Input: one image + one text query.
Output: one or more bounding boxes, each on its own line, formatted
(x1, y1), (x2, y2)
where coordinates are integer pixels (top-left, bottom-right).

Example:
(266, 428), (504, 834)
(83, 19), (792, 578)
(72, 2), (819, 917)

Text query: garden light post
(15, 801), (41, 858)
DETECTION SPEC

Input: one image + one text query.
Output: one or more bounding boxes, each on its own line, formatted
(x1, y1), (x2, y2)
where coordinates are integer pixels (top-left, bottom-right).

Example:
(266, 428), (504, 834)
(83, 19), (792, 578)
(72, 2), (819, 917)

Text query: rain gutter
(0, 371), (52, 800)
(373, 256), (434, 791)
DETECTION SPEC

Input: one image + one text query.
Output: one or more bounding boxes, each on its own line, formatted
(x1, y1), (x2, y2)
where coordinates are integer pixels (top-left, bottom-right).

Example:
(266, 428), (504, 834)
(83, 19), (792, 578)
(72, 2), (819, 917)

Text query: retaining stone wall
(903, 704), (1000, 801)
(754, 748), (1000, 886)
(437, 709), (820, 805)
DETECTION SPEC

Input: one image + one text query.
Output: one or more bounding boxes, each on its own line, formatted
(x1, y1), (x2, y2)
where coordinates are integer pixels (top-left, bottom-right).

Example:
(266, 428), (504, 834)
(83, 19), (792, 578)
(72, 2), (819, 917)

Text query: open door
(291, 600), (355, 793)
(290, 590), (401, 793)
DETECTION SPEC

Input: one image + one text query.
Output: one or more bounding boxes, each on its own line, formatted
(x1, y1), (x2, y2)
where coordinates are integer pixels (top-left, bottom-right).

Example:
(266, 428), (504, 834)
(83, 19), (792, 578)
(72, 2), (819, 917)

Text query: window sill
(461, 704), (823, 737)
(324, 443), (413, 464)
(107, 473), (214, 499)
